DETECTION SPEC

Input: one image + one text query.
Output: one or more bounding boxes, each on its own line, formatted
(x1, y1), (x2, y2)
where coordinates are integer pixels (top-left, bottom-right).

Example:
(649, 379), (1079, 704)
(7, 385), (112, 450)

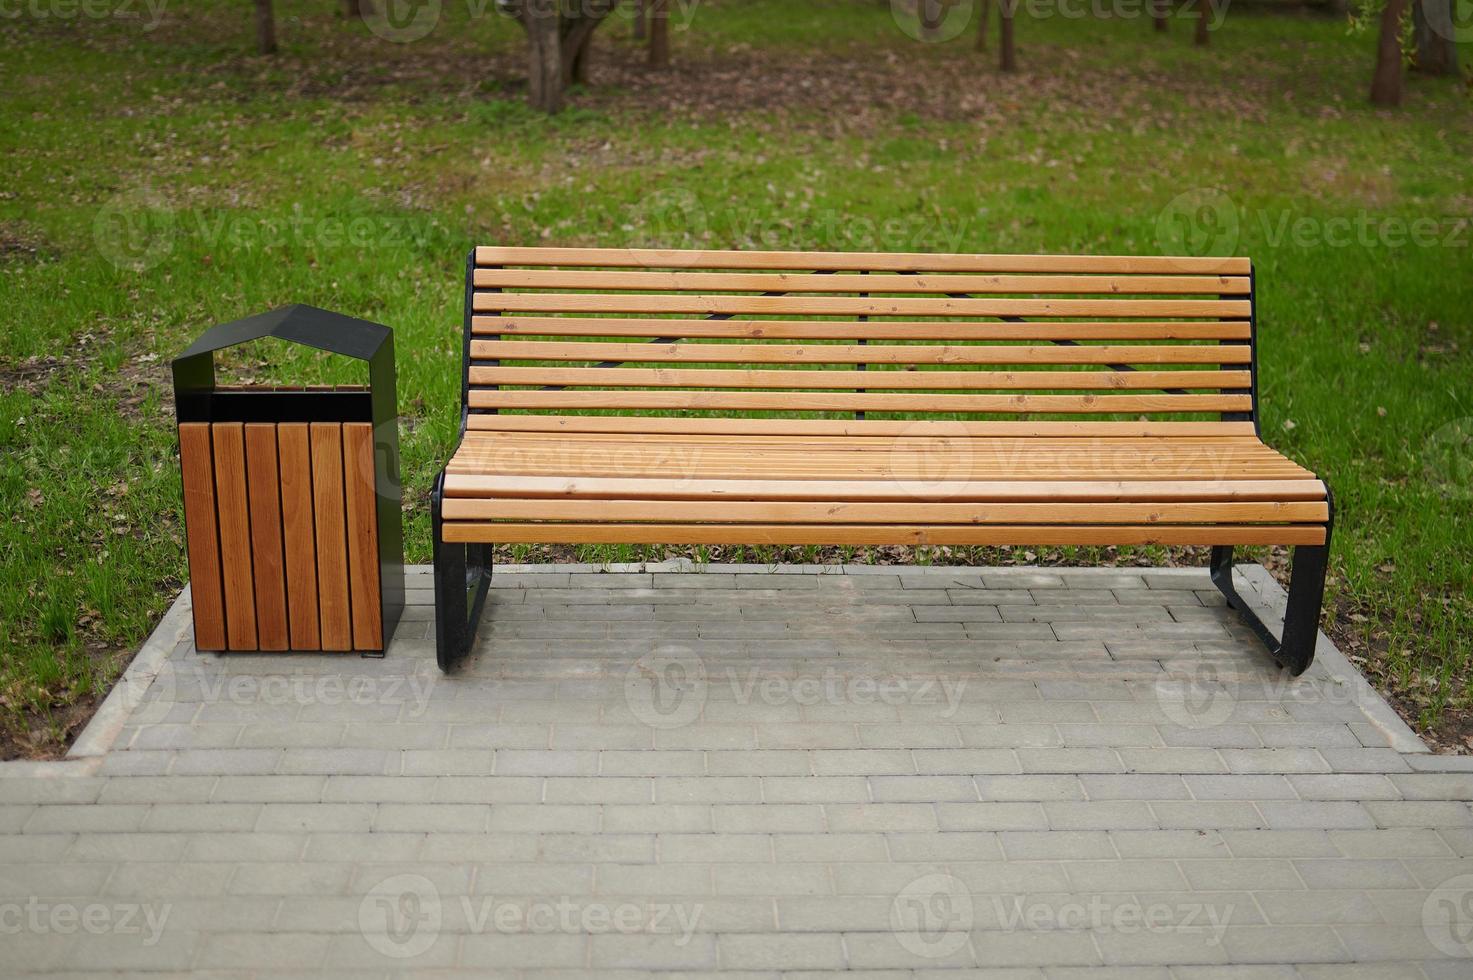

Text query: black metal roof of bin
(172, 304), (397, 426)
(173, 304), (392, 367)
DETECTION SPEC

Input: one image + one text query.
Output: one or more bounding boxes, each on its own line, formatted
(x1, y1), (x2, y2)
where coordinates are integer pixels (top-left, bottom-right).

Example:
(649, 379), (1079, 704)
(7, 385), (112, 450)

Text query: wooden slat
(465, 430), (1265, 448)
(277, 423), (320, 650)
(244, 424), (289, 652)
(450, 460), (1308, 482)
(178, 423), (226, 652)
(342, 422), (382, 652)
(463, 415), (1261, 438)
(470, 366), (1251, 391)
(442, 473), (1327, 503)
(310, 422), (352, 653)
(474, 293), (1252, 318)
(470, 341), (1251, 365)
(468, 390), (1251, 414)
(472, 317), (1254, 341)
(449, 435), (1303, 471)
(441, 498), (1329, 524)
(210, 422), (257, 652)
(442, 522), (1325, 547)
(473, 269), (1252, 295)
(447, 450), (1306, 481)
(474, 246), (1252, 275)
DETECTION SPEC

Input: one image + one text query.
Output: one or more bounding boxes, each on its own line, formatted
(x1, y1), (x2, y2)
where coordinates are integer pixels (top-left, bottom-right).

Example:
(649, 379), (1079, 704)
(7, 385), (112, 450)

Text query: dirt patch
(0, 343), (174, 420)
(1321, 589), (1473, 755)
(0, 644), (129, 762)
(75, 5), (1291, 135)
(230, 40), (1276, 132)
(0, 355), (69, 396)
(0, 221), (55, 263)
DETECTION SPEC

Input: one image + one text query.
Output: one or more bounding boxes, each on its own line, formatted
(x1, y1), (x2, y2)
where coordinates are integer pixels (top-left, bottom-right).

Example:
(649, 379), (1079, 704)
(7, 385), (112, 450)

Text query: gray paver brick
(7, 564), (1459, 977)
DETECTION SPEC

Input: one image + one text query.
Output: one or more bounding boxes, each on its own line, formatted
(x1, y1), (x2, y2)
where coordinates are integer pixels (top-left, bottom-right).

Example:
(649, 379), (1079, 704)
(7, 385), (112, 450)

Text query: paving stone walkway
(5, 563), (1473, 977)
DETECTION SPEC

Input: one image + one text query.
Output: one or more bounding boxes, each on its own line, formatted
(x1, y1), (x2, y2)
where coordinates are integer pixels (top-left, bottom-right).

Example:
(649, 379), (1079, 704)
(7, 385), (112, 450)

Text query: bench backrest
(461, 246), (1258, 437)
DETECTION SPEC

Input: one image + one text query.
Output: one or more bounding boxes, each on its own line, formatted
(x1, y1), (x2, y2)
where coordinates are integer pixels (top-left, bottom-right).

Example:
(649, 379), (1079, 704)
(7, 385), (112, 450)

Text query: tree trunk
(998, 0), (1016, 71)
(633, 0), (646, 40)
(1195, 0), (1210, 45)
(1151, 0), (1168, 32)
(1413, 0), (1460, 75)
(1370, 0), (1410, 105)
(975, 0), (990, 50)
(649, 0), (670, 68)
(343, 0), (373, 19)
(564, 27), (594, 85)
(568, 37), (592, 85)
(526, 1), (563, 114)
(255, 0), (276, 54)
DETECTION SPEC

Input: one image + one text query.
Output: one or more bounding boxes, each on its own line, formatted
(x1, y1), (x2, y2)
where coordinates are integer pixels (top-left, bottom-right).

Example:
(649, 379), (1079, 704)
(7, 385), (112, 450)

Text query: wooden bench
(431, 246), (1333, 674)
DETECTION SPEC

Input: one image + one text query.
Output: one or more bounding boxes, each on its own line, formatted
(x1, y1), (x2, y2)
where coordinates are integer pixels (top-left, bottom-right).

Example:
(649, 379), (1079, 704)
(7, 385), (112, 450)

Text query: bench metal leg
(432, 472), (492, 672)
(1209, 491), (1334, 676)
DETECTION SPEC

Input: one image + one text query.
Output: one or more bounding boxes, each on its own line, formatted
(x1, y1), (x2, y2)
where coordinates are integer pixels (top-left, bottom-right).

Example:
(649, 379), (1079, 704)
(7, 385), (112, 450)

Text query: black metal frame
(435, 252), (495, 669)
(431, 470), (493, 671)
(1205, 263), (1332, 676)
(173, 304), (405, 656)
(1210, 488), (1333, 677)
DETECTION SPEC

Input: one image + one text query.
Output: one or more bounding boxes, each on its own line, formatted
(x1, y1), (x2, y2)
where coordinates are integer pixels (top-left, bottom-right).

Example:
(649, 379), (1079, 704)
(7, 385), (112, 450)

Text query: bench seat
(439, 423), (1328, 547)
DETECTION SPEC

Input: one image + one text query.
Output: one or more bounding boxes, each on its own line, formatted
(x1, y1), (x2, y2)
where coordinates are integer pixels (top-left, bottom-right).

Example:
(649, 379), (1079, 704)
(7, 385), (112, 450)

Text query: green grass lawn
(1, 0), (1470, 756)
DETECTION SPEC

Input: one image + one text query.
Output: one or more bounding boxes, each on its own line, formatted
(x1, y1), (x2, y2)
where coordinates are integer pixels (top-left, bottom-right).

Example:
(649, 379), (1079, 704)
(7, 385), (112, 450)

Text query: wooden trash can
(172, 306), (404, 654)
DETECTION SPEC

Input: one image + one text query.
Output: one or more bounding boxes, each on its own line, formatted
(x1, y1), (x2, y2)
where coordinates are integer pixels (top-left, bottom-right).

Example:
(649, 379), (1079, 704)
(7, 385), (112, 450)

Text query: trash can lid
(174, 304), (392, 365)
